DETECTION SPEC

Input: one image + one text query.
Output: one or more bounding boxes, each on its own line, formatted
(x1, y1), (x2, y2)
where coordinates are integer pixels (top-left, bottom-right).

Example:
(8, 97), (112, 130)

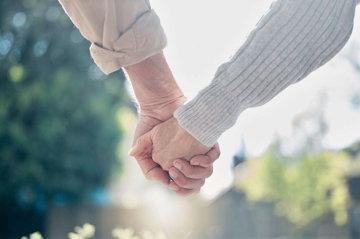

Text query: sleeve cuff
(174, 81), (241, 147)
(90, 9), (167, 74)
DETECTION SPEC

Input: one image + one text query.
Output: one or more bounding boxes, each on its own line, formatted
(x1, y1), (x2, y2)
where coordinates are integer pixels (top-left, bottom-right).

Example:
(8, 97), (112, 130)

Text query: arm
(124, 52), (186, 140)
(131, 0), (357, 187)
(58, 0), (219, 192)
(174, 0), (357, 147)
(124, 53), (219, 194)
(124, 52), (186, 185)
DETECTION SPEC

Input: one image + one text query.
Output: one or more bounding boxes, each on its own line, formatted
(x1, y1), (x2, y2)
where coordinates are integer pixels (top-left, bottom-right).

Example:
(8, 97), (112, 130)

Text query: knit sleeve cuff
(174, 81), (241, 147)
(90, 9), (167, 74)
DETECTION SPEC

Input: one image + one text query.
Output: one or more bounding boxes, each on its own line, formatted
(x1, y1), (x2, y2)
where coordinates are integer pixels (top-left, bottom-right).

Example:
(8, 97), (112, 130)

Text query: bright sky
(118, 1), (360, 202)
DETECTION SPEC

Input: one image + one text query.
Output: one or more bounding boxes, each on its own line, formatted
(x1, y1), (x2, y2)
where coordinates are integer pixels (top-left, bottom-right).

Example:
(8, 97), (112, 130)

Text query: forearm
(125, 52), (186, 121)
(175, 0), (357, 147)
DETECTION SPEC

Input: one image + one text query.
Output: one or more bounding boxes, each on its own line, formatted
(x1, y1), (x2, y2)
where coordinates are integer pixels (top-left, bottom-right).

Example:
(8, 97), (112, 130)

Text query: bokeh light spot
(70, 29), (84, 44)
(46, 6), (61, 22)
(12, 12), (27, 28)
(0, 33), (14, 56)
(9, 64), (25, 83)
(33, 40), (48, 57)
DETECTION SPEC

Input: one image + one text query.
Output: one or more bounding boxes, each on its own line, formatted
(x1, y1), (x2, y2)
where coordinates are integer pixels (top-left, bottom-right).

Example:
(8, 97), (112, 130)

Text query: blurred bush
(0, 0), (132, 236)
(235, 93), (360, 232)
(237, 147), (351, 229)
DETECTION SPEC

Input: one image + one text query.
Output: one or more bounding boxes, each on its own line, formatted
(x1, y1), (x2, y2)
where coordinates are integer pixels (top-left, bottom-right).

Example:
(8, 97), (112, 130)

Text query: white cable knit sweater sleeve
(174, 0), (357, 147)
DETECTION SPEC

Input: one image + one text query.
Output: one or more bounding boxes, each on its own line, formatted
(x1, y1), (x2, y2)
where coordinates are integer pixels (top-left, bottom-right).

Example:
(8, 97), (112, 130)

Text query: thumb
(128, 130), (153, 157)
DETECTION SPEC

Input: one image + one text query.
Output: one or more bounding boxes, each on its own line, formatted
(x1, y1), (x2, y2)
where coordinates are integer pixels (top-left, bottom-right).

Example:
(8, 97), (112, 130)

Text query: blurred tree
(236, 96), (352, 233)
(237, 148), (351, 229)
(0, 0), (131, 236)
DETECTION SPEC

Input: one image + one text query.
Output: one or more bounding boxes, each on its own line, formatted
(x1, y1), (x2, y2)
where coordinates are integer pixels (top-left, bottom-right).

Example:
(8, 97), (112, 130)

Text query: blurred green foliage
(235, 94), (359, 231)
(0, 0), (131, 206)
(237, 147), (351, 229)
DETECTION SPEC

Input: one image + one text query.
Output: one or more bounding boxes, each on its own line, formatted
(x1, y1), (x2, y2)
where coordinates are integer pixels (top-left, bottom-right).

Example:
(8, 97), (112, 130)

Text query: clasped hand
(130, 117), (219, 196)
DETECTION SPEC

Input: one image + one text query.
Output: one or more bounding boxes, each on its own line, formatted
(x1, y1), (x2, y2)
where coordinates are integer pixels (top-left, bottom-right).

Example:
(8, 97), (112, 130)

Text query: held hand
(130, 117), (219, 195)
(130, 94), (185, 186)
(131, 102), (220, 193)
(131, 117), (210, 170)
(125, 53), (219, 193)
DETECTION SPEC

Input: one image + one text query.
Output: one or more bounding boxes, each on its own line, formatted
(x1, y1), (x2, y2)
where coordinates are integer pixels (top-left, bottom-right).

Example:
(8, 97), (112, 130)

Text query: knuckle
(152, 152), (161, 163)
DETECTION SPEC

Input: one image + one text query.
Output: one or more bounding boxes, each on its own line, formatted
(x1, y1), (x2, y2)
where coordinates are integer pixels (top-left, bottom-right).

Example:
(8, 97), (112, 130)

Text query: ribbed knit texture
(174, 0), (357, 147)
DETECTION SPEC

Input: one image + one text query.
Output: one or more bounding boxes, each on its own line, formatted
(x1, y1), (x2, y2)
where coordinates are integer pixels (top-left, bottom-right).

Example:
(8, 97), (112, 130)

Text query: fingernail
(174, 161), (182, 170)
(169, 169), (177, 179)
(169, 184), (179, 192)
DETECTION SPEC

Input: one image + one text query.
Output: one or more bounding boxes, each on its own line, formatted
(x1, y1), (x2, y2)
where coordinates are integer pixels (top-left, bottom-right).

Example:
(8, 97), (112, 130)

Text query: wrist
(124, 52), (186, 120)
(139, 94), (186, 121)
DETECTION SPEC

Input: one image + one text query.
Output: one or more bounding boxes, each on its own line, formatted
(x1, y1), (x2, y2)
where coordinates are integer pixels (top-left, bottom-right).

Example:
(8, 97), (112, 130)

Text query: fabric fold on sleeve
(90, 9), (167, 74)
(58, 0), (167, 75)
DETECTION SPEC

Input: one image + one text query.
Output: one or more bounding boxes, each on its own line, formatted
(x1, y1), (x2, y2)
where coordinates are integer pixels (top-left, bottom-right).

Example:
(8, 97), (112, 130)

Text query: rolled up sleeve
(59, 0), (167, 74)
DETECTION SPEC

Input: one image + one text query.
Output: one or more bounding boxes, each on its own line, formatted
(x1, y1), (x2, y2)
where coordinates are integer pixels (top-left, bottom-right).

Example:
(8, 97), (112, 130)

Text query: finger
(190, 144), (220, 167)
(130, 132), (156, 175)
(168, 167), (205, 190)
(129, 131), (170, 185)
(132, 115), (162, 145)
(128, 131), (153, 157)
(169, 182), (200, 196)
(134, 152), (171, 186)
(209, 143), (221, 159)
(134, 154), (171, 186)
(173, 159), (213, 179)
(146, 166), (171, 186)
